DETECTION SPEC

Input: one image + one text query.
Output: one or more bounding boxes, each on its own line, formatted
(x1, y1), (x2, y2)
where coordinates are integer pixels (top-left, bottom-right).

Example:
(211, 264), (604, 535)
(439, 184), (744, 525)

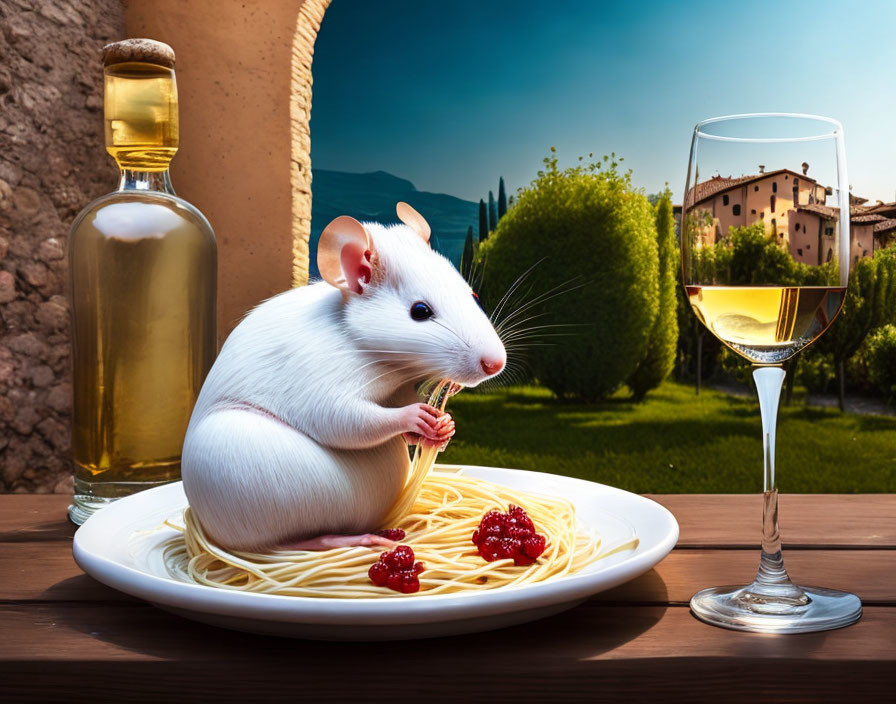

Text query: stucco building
(685, 167), (893, 265)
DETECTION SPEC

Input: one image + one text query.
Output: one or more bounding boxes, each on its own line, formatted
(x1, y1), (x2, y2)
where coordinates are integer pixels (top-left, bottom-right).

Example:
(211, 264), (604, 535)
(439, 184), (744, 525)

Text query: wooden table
(1, 494), (894, 702)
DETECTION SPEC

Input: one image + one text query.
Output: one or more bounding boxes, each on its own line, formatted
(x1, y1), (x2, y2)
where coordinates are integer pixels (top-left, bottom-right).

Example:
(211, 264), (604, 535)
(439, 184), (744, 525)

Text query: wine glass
(681, 113), (862, 633)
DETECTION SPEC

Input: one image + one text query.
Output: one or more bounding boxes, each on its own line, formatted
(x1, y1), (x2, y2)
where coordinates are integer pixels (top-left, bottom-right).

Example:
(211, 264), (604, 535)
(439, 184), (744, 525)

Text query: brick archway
(291, 0), (331, 287)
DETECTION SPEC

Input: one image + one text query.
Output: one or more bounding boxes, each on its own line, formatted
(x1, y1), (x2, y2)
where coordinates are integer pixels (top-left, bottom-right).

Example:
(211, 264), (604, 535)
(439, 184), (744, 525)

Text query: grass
(438, 380), (896, 493)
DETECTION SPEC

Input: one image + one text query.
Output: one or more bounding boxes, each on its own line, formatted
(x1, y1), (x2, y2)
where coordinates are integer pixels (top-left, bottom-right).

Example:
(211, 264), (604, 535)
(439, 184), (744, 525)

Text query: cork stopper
(102, 38), (175, 69)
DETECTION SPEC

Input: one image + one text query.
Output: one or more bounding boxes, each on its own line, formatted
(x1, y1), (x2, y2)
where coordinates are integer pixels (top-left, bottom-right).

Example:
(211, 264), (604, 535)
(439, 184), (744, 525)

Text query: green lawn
(439, 381), (896, 493)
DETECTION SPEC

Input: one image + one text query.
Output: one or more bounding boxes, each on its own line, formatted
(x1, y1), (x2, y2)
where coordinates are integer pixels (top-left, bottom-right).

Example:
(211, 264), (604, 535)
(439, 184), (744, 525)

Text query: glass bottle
(67, 39), (217, 524)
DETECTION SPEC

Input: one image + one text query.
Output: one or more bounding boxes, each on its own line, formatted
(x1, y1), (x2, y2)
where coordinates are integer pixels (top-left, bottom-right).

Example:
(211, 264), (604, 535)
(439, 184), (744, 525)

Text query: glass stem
(749, 366), (808, 605)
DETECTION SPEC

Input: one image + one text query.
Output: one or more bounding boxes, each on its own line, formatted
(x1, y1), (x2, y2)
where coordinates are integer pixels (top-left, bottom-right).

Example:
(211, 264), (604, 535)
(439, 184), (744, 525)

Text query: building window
(722, 194), (729, 206)
(807, 244), (811, 250)
(793, 187), (799, 204)
(784, 174), (789, 180)
(751, 209), (756, 215)
(863, 250), (869, 258)
(825, 227), (834, 236)
(754, 185), (759, 192)
(732, 204), (741, 216)
(773, 182), (778, 193)
(770, 195), (776, 212)
(827, 248), (833, 262)
(797, 248), (803, 256)
(795, 223), (800, 232)
(794, 178), (799, 187)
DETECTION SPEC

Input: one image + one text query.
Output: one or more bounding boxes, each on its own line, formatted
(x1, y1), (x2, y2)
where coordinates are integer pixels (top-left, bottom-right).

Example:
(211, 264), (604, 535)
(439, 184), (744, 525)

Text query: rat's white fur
(181, 221), (506, 551)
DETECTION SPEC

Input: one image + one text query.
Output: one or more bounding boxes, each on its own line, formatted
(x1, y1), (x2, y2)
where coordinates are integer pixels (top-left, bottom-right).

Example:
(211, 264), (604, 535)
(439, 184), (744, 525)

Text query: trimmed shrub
(866, 324), (896, 404)
(477, 153), (659, 401)
(628, 192), (678, 399)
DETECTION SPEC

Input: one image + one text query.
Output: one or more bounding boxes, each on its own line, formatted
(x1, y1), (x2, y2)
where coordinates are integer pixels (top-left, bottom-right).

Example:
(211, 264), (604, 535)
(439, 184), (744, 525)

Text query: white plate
(73, 464), (678, 640)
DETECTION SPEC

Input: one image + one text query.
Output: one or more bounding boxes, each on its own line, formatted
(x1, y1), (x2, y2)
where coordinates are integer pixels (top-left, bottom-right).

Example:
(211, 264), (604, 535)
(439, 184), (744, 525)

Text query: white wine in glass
(681, 113), (862, 633)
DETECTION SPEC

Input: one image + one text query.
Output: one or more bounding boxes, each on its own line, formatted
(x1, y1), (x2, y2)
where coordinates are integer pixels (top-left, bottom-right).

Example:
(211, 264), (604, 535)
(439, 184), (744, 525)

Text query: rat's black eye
(410, 301), (434, 321)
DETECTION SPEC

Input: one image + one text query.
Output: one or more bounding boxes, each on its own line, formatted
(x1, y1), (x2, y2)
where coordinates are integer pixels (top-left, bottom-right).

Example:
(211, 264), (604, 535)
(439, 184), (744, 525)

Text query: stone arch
(291, 0), (331, 286)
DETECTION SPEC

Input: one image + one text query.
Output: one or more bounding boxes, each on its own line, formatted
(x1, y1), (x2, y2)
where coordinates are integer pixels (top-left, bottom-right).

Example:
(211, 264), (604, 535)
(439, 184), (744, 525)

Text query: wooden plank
(0, 542), (135, 603)
(3, 540), (894, 606)
(0, 495), (74, 543)
(2, 602), (891, 664)
(3, 494), (895, 547)
(647, 494), (896, 548)
(0, 604), (892, 702)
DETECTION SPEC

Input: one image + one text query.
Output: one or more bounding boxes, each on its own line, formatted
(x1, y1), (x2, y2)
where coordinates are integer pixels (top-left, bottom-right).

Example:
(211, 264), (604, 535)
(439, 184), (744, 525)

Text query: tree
(477, 153), (659, 401)
(497, 177), (507, 219)
(488, 190), (498, 232)
(460, 226), (474, 281)
(478, 199), (488, 243)
(627, 192), (679, 399)
(815, 256), (884, 411)
(866, 324), (896, 405)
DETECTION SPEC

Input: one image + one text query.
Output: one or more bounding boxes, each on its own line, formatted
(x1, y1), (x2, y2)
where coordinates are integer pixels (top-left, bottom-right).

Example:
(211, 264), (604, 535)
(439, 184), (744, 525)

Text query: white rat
(181, 203), (506, 552)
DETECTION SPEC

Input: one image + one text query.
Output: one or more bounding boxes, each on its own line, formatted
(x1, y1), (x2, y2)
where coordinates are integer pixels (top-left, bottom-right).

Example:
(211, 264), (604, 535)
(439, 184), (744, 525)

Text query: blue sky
(311, 0), (896, 205)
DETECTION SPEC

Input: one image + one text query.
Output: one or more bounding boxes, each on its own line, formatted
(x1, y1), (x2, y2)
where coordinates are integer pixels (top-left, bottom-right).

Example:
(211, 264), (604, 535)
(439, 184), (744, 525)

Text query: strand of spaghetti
(379, 379), (454, 527)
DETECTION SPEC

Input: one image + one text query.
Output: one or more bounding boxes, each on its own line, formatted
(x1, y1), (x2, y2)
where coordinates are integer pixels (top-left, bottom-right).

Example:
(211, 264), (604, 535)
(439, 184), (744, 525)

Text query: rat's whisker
(356, 363), (421, 392)
(493, 277), (587, 332)
(498, 322), (584, 338)
(495, 311), (550, 335)
(431, 319), (472, 350)
(488, 258), (547, 325)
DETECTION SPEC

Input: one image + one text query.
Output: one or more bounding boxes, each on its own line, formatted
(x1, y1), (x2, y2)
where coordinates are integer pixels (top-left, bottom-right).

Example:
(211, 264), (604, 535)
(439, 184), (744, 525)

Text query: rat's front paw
(398, 402), (443, 444)
(420, 412), (455, 450)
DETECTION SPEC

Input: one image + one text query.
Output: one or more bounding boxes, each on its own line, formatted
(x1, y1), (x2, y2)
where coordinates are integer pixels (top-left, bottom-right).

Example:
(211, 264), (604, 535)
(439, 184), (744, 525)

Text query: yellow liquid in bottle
(70, 196), (216, 497)
(104, 62), (179, 171)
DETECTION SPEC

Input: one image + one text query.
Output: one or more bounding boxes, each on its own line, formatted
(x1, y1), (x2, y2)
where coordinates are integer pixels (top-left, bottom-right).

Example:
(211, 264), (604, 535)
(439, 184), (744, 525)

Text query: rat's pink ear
(396, 202), (431, 244)
(318, 216), (373, 294)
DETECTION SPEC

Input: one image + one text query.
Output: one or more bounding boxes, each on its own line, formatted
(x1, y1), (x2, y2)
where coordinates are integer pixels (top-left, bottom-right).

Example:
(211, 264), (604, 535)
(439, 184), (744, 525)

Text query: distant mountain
(309, 169), (477, 276)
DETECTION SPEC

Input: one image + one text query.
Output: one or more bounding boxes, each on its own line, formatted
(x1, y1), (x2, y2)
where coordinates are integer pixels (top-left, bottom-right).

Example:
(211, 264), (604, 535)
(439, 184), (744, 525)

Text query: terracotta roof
(685, 175), (752, 207)
(796, 203), (839, 218)
(851, 213), (886, 224)
(687, 168), (820, 208)
(863, 202), (896, 217)
(873, 218), (896, 234)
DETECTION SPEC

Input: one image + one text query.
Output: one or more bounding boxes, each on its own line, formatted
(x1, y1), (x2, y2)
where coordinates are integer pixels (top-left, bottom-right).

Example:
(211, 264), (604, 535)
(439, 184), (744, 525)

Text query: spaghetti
(163, 380), (638, 597)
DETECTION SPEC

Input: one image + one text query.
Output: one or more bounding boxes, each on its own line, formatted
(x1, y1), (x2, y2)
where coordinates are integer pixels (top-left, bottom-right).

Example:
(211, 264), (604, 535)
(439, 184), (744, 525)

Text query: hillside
(309, 169), (477, 275)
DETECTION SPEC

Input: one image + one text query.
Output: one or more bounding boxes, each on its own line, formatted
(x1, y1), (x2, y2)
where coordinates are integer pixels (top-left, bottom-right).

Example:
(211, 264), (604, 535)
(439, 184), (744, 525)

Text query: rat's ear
(318, 216), (373, 294)
(396, 202), (431, 244)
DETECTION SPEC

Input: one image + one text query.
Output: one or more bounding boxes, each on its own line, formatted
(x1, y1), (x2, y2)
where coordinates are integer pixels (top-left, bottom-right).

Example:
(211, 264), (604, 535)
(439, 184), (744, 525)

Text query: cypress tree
(627, 192), (679, 400)
(497, 177), (507, 219)
(461, 226), (474, 280)
(478, 199), (488, 243)
(488, 190), (497, 231)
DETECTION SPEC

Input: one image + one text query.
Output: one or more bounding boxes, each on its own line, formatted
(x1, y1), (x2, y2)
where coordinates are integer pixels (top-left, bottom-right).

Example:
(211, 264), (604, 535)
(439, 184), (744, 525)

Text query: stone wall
(0, 0), (124, 492)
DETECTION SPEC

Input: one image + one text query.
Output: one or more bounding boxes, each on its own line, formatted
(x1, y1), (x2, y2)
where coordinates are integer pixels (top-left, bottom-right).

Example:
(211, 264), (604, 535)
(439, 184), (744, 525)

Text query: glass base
(690, 584), (862, 634)
(68, 477), (175, 525)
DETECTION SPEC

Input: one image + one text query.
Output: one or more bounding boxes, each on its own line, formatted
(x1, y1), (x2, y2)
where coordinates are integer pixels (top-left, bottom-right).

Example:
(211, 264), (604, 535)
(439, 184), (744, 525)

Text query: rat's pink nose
(480, 357), (504, 376)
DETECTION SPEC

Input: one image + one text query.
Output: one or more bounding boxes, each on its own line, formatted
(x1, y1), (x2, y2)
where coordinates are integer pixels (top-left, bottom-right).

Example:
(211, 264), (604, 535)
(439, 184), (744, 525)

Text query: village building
(684, 167), (894, 265)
